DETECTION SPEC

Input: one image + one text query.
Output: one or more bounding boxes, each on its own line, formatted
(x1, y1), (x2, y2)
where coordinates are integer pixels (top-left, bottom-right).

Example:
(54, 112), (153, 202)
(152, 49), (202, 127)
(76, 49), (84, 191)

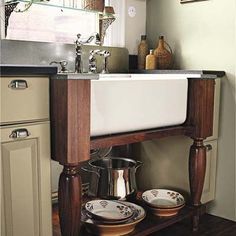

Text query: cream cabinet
(1, 76), (52, 236)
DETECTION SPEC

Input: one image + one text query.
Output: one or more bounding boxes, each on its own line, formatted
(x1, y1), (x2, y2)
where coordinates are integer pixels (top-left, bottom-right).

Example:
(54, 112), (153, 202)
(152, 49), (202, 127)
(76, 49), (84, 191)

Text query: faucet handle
(100, 50), (111, 74)
(100, 50), (111, 58)
(50, 60), (68, 73)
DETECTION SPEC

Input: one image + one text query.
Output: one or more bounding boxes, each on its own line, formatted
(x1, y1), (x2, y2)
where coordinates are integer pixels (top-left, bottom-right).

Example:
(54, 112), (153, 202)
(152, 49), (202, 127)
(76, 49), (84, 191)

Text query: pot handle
(81, 165), (100, 177)
(135, 160), (143, 170)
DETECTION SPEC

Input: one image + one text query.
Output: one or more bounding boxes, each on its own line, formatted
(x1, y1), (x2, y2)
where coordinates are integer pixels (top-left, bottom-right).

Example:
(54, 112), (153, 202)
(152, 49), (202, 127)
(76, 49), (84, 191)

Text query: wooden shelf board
(80, 206), (196, 236)
(91, 125), (194, 149)
(128, 206), (195, 236)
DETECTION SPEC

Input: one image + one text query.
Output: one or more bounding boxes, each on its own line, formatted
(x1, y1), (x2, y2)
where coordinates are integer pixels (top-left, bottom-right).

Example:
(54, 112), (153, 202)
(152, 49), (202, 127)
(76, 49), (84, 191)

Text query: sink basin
(90, 73), (201, 136)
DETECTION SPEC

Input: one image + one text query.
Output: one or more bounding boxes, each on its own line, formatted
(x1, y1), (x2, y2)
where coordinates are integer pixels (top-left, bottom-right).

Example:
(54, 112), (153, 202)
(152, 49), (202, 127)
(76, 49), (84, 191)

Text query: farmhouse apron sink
(91, 73), (201, 136)
(56, 73), (201, 136)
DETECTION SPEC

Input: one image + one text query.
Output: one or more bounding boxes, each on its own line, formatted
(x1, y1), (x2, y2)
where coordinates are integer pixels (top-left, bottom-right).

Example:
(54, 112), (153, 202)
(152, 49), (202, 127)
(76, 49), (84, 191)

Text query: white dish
(82, 202), (146, 236)
(142, 189), (185, 208)
(85, 200), (133, 221)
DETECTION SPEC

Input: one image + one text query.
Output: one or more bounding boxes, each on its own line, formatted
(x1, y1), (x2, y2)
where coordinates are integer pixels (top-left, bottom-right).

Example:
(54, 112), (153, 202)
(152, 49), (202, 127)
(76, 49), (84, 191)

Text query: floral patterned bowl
(142, 189), (185, 209)
(82, 202), (146, 235)
(85, 200), (134, 221)
(147, 204), (185, 217)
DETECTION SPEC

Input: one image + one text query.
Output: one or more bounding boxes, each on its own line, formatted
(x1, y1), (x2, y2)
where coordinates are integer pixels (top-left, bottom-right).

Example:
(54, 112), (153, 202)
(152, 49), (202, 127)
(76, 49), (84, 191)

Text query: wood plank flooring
(52, 204), (236, 236)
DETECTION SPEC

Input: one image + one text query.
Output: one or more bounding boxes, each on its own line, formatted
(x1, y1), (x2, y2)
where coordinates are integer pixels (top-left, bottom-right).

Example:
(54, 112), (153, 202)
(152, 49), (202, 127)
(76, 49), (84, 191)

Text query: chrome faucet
(75, 33), (101, 73)
(88, 49), (111, 74)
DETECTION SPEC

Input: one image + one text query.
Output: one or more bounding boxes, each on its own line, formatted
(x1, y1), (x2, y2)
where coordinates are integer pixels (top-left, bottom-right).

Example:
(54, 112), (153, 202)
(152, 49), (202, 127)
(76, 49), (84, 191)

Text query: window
(5, 0), (125, 47)
(6, 1), (98, 43)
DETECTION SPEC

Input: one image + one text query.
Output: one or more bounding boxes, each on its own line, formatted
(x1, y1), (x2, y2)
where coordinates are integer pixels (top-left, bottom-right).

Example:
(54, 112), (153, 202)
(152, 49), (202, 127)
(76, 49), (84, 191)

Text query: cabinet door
(1, 149), (6, 236)
(201, 141), (217, 203)
(1, 122), (52, 236)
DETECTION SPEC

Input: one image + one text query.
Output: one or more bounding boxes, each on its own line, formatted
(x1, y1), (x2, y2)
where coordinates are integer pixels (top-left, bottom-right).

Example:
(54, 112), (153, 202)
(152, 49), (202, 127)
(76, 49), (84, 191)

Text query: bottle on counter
(145, 49), (156, 70)
(154, 36), (173, 69)
(138, 35), (149, 70)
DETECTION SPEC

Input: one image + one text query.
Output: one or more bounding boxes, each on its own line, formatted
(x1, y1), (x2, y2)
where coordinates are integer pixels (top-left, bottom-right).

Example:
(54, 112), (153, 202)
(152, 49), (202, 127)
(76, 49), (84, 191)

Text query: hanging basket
(82, 0), (104, 12)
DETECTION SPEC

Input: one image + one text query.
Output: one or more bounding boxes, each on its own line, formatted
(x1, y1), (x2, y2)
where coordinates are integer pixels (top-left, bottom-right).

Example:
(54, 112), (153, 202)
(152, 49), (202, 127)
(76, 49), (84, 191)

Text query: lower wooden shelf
(80, 206), (197, 236)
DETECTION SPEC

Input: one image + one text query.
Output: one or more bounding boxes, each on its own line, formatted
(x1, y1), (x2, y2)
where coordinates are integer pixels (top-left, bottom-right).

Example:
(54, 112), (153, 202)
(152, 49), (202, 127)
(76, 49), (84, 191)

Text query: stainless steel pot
(82, 157), (142, 199)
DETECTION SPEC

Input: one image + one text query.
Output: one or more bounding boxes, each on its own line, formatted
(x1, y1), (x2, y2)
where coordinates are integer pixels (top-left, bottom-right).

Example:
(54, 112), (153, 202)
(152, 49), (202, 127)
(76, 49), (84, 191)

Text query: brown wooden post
(189, 138), (207, 231)
(58, 165), (81, 236)
(186, 78), (216, 231)
(189, 139), (206, 206)
(50, 78), (91, 236)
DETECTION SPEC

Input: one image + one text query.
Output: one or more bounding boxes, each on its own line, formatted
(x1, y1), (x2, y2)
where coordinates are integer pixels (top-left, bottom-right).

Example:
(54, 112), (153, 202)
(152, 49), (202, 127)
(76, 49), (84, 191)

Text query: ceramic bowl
(147, 204), (185, 217)
(85, 200), (133, 221)
(82, 202), (146, 236)
(142, 189), (185, 209)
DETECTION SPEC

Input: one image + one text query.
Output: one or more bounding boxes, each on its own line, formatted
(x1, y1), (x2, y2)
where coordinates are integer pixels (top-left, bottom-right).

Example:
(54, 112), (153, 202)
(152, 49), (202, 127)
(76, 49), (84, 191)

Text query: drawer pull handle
(8, 80), (28, 89)
(206, 144), (212, 151)
(9, 129), (31, 139)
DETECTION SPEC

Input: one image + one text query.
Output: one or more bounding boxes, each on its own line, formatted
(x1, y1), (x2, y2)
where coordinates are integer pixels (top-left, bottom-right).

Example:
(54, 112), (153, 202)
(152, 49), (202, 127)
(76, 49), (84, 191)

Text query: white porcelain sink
(91, 73), (201, 136)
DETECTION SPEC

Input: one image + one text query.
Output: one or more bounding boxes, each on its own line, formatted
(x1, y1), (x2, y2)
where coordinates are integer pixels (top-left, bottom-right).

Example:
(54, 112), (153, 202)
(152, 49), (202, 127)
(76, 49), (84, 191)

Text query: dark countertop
(0, 64), (57, 76)
(129, 69), (226, 78)
(0, 64), (225, 79)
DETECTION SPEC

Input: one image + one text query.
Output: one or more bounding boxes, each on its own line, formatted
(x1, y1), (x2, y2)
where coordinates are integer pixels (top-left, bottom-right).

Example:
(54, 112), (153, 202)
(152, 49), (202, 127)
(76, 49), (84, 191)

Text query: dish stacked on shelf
(142, 189), (185, 217)
(82, 200), (146, 236)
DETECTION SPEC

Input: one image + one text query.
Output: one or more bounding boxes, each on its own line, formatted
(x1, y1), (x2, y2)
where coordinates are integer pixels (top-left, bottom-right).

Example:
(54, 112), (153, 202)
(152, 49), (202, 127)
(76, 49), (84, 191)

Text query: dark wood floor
(52, 204), (236, 236)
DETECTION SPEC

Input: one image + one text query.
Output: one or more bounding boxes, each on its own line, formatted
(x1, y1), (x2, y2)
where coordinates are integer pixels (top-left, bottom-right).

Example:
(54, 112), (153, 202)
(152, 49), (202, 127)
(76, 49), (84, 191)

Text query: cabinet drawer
(1, 76), (49, 124)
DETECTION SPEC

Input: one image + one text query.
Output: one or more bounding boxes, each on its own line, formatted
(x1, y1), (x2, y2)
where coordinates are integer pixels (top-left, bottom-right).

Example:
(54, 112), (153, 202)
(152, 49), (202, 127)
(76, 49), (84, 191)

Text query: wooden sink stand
(50, 76), (218, 236)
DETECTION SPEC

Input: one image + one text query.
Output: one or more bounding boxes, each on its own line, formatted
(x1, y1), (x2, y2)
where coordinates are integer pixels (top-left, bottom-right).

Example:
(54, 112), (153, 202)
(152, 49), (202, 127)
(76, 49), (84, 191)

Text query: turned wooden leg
(189, 139), (206, 231)
(58, 165), (82, 236)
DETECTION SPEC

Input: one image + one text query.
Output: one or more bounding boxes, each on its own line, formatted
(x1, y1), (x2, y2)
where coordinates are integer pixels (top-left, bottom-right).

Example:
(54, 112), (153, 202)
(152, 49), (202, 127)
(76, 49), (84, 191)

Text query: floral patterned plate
(85, 200), (134, 221)
(142, 189), (185, 209)
(82, 202), (146, 235)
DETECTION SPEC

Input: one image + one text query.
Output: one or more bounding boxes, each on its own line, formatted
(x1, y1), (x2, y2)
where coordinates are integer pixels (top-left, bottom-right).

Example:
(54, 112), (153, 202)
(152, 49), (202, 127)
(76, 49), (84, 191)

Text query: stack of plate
(82, 200), (146, 236)
(142, 189), (185, 217)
